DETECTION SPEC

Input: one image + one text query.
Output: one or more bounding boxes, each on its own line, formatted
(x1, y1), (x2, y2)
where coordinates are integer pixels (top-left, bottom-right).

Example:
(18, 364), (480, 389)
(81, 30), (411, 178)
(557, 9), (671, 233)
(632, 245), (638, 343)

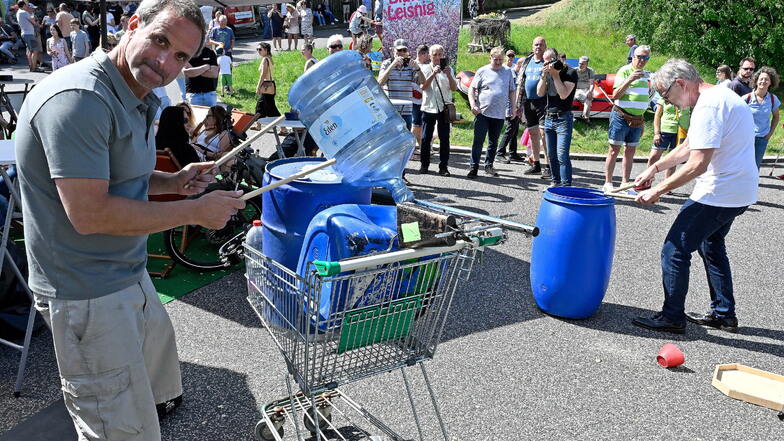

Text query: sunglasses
(635, 55), (650, 61)
(329, 44), (343, 49)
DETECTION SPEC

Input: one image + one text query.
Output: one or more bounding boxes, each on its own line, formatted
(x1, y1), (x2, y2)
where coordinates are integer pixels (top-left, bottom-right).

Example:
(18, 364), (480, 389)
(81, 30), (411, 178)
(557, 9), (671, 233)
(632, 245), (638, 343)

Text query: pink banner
(380, 0), (462, 65)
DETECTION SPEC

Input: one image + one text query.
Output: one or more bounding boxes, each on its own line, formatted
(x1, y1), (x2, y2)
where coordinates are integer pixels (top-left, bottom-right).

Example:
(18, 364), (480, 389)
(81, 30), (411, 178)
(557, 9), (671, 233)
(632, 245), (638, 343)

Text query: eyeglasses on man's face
(329, 44), (342, 49)
(635, 55), (650, 61)
(659, 80), (677, 105)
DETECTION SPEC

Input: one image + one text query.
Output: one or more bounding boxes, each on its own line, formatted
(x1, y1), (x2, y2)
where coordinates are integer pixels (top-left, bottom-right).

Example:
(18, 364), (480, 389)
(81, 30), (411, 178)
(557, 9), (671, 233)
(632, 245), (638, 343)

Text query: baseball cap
(393, 39), (408, 50)
(357, 5), (367, 13)
(506, 50), (515, 57)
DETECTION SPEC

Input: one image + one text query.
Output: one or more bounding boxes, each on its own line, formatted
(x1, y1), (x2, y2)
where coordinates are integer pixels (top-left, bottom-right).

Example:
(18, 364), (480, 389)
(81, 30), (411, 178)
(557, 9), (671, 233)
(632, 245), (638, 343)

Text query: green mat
(147, 232), (243, 304)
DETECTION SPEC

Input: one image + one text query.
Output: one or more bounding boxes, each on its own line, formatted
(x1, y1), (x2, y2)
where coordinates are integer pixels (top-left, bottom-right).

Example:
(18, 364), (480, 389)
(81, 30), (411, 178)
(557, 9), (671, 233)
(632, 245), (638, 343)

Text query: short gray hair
(543, 48), (558, 60)
(327, 34), (343, 47)
(635, 45), (651, 55)
(429, 44), (444, 55)
(579, 56), (589, 63)
(136, 0), (206, 53)
(626, 34), (636, 41)
(654, 58), (703, 90)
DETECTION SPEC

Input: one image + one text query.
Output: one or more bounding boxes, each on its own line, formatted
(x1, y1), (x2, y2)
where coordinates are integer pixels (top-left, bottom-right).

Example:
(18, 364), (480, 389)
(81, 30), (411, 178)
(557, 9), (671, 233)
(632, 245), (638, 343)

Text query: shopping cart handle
(313, 260), (342, 277)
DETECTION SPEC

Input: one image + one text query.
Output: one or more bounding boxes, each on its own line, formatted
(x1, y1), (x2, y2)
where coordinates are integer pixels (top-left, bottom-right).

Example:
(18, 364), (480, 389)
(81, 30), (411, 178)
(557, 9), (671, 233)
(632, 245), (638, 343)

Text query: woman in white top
(192, 105), (232, 161)
(297, 1), (314, 46)
(418, 44), (457, 175)
(284, 4), (300, 51)
(46, 24), (72, 70)
(715, 64), (732, 87)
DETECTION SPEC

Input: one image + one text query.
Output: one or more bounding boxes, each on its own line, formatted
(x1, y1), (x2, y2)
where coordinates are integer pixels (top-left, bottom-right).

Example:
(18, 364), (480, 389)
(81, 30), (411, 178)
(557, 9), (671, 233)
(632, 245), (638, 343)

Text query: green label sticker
(400, 222), (421, 243)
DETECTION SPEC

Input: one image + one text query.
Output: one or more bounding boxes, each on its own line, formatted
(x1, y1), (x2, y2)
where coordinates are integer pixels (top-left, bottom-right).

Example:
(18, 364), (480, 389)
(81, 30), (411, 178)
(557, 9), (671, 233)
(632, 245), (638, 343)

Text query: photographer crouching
(536, 48), (578, 187)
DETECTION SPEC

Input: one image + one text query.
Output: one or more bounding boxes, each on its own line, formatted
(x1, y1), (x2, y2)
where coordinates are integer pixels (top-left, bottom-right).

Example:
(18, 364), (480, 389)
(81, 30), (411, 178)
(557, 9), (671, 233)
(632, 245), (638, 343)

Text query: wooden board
(712, 363), (784, 411)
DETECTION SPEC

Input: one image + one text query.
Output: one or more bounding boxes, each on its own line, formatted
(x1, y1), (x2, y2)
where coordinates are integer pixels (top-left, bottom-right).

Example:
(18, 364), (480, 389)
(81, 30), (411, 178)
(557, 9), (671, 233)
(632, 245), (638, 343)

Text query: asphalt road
(2, 152), (783, 440)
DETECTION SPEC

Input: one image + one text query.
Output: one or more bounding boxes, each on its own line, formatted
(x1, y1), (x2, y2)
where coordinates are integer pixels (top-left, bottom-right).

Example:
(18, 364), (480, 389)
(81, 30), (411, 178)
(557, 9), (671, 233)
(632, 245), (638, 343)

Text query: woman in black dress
(156, 106), (201, 168)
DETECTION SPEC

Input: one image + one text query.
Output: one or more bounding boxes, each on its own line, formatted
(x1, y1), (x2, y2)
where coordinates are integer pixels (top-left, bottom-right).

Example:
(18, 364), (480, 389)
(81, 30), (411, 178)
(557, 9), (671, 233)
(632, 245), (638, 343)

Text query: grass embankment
(223, 3), (784, 156)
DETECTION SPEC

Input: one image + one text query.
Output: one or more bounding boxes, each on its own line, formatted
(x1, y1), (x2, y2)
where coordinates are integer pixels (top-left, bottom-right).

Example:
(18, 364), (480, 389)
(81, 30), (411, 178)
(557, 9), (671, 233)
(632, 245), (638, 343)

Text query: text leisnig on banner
(381, 0), (462, 65)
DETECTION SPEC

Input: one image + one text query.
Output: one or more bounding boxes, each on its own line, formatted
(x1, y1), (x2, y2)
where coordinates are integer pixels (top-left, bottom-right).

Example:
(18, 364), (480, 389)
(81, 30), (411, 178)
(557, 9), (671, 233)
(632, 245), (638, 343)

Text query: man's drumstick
(241, 158), (337, 201)
(606, 181), (638, 194)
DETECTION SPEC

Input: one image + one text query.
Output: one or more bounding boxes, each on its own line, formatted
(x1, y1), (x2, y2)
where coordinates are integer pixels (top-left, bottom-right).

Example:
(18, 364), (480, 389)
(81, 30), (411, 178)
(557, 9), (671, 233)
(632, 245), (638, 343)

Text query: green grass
(222, 22), (784, 155)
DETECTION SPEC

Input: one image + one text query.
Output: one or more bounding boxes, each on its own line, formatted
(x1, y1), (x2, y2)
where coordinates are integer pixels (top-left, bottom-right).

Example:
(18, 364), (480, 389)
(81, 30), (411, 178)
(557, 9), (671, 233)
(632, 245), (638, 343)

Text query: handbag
(613, 105), (645, 129)
(433, 67), (458, 123)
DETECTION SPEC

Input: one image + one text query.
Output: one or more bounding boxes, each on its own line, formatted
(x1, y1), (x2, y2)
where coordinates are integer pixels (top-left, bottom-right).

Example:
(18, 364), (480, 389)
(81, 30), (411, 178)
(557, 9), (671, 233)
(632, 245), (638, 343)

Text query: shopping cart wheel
(254, 420), (284, 441)
(303, 406), (332, 434)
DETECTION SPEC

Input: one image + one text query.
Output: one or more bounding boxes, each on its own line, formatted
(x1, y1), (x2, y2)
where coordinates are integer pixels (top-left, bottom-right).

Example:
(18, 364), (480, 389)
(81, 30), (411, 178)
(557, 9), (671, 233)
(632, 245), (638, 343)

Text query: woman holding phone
(418, 44), (457, 175)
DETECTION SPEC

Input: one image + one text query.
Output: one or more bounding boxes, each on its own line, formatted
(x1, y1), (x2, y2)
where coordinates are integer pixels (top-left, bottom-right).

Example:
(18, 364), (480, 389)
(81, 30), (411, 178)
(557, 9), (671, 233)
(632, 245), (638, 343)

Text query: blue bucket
(261, 157), (372, 270)
(530, 187), (616, 319)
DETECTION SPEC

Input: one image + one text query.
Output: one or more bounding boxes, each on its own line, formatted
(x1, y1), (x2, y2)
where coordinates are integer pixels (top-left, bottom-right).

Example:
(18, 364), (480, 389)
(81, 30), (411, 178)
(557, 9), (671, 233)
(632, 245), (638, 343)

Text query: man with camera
(515, 36), (551, 178)
(378, 38), (425, 130)
(603, 45), (652, 193)
(467, 46), (517, 178)
(537, 48), (578, 187)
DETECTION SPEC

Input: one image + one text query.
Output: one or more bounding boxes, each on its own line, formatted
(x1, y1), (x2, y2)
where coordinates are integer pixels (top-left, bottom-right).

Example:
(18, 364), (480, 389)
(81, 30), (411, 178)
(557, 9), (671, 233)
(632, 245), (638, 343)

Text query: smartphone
(439, 58), (448, 69)
(402, 57), (410, 67)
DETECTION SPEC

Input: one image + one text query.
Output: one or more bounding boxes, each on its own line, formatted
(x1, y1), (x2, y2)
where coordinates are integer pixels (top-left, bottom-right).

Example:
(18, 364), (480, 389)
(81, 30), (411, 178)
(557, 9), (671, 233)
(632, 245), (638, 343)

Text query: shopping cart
(245, 224), (508, 441)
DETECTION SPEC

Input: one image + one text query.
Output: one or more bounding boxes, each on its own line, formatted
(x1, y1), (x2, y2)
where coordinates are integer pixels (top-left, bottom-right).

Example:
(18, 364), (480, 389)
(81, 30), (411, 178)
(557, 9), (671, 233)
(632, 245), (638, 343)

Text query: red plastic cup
(656, 343), (685, 368)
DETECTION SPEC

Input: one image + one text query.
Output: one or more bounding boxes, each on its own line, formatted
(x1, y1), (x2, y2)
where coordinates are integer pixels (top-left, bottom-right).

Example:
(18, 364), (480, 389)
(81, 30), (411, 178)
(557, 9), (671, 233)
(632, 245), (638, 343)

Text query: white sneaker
(601, 182), (614, 193)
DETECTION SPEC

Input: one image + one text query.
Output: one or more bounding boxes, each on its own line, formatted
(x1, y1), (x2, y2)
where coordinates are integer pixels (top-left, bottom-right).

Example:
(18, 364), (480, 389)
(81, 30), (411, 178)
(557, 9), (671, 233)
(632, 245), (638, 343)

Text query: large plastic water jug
(287, 50), (416, 203)
(262, 157), (371, 270)
(530, 187), (616, 319)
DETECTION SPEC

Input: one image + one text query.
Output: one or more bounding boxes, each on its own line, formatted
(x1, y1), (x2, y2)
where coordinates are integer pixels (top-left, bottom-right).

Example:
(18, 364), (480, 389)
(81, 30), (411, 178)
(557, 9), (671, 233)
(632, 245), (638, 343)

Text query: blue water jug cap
(543, 187), (615, 207)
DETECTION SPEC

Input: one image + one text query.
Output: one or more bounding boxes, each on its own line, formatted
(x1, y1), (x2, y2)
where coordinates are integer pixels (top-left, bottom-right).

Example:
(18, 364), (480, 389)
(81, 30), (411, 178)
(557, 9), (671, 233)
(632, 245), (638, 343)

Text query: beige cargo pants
(34, 273), (182, 441)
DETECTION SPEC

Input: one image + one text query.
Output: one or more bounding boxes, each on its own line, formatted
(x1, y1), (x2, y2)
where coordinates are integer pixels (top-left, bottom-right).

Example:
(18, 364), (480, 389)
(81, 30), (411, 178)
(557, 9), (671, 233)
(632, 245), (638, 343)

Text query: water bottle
(245, 220), (263, 292)
(288, 50), (415, 203)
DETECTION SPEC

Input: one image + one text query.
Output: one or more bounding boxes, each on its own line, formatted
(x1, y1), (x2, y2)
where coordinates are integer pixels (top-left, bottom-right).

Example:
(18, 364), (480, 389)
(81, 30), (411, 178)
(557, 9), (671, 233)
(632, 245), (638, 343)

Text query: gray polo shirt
(15, 50), (159, 300)
(470, 64), (515, 120)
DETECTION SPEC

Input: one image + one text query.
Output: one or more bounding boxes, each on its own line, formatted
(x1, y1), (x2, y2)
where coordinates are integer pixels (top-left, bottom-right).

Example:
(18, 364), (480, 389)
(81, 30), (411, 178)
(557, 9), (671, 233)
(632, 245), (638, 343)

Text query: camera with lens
(402, 57), (410, 67)
(545, 59), (564, 71)
(439, 58), (448, 69)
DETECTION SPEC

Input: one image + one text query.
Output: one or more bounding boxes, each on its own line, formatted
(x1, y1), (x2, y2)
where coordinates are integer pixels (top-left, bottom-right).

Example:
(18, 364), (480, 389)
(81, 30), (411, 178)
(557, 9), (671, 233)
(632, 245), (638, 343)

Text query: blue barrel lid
(267, 157), (345, 184)
(543, 187), (615, 206)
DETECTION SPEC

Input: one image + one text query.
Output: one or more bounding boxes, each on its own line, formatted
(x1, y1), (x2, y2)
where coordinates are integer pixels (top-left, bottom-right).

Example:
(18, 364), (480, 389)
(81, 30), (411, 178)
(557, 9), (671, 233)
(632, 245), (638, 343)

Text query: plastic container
(261, 157), (371, 271)
(287, 50), (416, 203)
(530, 187), (616, 319)
(245, 220), (263, 292)
(296, 204), (399, 332)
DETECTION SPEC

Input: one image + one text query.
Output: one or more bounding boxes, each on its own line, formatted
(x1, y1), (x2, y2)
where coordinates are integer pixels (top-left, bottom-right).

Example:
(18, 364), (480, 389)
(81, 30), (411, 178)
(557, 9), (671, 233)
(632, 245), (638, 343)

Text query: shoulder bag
(433, 67), (458, 123)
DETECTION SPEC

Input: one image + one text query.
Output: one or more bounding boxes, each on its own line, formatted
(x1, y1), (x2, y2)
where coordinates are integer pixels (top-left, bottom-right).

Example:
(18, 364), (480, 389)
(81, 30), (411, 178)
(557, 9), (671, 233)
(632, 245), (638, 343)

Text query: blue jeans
(401, 114), (412, 130)
(608, 109), (643, 147)
(754, 136), (769, 169)
(543, 112), (574, 185)
(660, 199), (748, 324)
(470, 113), (504, 167)
(188, 91), (217, 107)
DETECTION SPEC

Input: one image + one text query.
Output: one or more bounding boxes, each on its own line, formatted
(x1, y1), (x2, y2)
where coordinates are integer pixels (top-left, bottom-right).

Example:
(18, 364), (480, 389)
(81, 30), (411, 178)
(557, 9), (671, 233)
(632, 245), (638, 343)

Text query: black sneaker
(509, 152), (524, 162)
(632, 313), (686, 334)
(466, 167), (478, 178)
(540, 165), (552, 179)
(438, 167), (451, 176)
(523, 162), (541, 175)
(419, 165), (429, 174)
(156, 395), (183, 420)
(686, 311), (738, 333)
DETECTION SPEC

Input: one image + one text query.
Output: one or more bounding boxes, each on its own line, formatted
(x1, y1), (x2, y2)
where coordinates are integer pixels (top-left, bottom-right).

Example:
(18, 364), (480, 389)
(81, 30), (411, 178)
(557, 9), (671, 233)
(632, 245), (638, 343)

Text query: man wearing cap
(378, 38), (424, 131)
(348, 4), (374, 49)
(16, 1), (42, 72)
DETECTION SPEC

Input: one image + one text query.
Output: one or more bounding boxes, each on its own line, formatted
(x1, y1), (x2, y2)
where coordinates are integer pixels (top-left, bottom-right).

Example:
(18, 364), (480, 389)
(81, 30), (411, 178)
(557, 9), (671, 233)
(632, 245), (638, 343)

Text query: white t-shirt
(17, 10), (35, 36)
(688, 85), (758, 207)
(217, 54), (232, 75)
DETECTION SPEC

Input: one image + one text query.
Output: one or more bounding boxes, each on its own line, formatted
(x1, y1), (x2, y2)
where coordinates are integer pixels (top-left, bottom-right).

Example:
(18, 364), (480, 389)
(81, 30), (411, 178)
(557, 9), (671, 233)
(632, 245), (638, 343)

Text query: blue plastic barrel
(261, 158), (371, 270)
(530, 187), (616, 319)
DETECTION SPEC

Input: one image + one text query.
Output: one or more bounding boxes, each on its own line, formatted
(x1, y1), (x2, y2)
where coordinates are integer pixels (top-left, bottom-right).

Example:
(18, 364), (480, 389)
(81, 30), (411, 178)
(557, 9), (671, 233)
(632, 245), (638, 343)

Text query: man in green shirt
(603, 45), (651, 193)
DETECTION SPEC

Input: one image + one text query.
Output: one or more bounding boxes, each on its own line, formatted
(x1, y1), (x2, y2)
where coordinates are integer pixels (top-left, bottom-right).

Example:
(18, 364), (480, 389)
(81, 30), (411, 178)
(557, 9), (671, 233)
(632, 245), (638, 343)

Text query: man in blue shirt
(625, 34), (637, 64)
(514, 36), (550, 178)
(209, 14), (234, 58)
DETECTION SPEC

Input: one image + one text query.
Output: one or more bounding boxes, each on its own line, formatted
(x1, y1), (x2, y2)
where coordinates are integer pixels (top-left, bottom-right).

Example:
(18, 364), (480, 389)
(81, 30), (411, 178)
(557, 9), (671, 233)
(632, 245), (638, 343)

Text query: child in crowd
(216, 46), (233, 96)
(69, 19), (90, 62)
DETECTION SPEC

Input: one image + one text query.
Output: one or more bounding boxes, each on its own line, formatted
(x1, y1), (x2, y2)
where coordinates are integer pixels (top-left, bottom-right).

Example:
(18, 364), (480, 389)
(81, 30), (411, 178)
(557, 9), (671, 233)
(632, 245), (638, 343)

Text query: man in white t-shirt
(631, 59), (758, 335)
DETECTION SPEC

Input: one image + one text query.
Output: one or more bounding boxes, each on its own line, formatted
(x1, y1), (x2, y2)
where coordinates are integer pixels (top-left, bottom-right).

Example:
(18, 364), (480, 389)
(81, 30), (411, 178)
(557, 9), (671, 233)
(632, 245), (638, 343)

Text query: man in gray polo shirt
(15, 0), (245, 438)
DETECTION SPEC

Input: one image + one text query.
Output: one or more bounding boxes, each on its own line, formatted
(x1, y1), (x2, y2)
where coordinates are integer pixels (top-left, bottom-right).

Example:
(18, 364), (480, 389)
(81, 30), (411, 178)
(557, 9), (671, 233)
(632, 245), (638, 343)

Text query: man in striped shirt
(603, 45), (651, 193)
(378, 38), (425, 130)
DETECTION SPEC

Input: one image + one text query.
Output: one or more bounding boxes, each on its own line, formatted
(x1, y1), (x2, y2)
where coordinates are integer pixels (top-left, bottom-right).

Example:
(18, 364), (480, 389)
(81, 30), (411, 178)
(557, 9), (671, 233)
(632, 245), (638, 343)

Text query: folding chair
(0, 139), (36, 397)
(148, 148), (187, 278)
